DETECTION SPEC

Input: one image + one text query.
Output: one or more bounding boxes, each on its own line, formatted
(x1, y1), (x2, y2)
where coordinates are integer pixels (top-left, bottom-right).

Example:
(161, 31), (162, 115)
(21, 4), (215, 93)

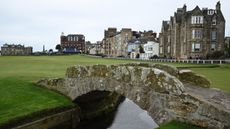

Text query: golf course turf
(0, 55), (229, 129)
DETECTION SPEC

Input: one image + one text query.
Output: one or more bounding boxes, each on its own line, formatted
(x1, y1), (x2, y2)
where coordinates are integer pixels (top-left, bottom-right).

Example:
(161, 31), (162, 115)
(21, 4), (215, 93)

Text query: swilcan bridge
(38, 63), (230, 129)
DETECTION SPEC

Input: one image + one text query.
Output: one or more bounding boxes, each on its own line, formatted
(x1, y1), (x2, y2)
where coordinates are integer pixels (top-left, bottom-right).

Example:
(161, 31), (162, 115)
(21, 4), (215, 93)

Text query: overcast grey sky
(0, 0), (229, 51)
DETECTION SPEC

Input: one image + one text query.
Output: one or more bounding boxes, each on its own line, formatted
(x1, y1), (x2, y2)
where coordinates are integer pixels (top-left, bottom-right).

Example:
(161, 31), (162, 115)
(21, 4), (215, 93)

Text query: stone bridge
(37, 63), (230, 129)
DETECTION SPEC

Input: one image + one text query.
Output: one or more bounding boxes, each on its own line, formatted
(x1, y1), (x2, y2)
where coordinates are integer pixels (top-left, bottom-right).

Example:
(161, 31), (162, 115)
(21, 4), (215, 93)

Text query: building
(225, 37), (230, 48)
(1, 44), (32, 56)
(114, 28), (133, 57)
(159, 2), (225, 59)
(140, 41), (159, 59)
(60, 32), (85, 53)
(102, 28), (133, 57)
(133, 30), (157, 41)
(95, 41), (102, 55)
(102, 28), (157, 57)
(127, 39), (147, 59)
(102, 28), (117, 56)
(85, 41), (93, 54)
(86, 41), (101, 55)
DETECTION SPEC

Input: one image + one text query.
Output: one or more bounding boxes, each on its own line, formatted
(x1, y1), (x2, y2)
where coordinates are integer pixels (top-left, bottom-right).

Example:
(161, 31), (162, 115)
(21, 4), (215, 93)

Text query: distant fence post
(99, 55), (227, 64)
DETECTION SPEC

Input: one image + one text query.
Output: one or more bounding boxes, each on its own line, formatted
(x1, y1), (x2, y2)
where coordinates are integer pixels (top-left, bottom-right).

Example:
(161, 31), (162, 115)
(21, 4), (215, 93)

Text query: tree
(136, 53), (140, 58)
(55, 44), (61, 52)
(150, 55), (159, 59)
(49, 49), (53, 53)
(139, 45), (145, 53)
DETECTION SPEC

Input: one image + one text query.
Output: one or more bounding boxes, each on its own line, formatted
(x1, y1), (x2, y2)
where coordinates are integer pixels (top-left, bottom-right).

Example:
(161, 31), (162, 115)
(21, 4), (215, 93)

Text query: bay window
(191, 16), (203, 24)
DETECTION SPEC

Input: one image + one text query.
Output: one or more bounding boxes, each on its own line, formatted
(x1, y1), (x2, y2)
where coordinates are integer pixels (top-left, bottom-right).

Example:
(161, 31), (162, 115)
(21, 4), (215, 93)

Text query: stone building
(102, 28), (132, 57)
(102, 28), (116, 56)
(225, 37), (230, 48)
(114, 28), (133, 57)
(102, 28), (157, 57)
(60, 32), (85, 53)
(159, 2), (225, 59)
(1, 44), (32, 56)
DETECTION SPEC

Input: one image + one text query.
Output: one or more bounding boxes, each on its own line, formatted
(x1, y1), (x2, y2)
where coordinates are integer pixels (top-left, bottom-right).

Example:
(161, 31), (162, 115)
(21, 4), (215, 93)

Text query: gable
(190, 6), (203, 16)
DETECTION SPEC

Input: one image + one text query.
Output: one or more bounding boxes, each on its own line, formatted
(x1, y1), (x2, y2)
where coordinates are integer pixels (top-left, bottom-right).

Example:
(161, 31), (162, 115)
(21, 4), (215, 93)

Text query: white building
(89, 46), (97, 55)
(140, 41), (159, 59)
(127, 39), (147, 59)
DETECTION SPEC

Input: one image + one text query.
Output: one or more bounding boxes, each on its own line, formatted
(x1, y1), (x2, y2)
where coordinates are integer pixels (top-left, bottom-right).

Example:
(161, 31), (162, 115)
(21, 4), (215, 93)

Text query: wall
(13, 108), (80, 129)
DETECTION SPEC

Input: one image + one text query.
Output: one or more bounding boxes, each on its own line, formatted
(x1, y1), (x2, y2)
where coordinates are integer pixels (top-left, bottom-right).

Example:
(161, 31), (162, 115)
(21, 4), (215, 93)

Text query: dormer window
(212, 18), (217, 25)
(208, 10), (215, 15)
(191, 16), (203, 24)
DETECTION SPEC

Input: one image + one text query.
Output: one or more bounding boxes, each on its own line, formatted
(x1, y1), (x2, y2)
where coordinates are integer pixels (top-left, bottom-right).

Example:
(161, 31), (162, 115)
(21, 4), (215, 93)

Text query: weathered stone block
(179, 70), (211, 88)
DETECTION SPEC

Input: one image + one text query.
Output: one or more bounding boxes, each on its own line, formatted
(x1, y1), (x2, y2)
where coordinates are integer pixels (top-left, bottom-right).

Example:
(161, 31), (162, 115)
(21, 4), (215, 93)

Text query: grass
(0, 55), (135, 80)
(156, 121), (204, 129)
(0, 77), (73, 125)
(190, 65), (230, 92)
(0, 55), (229, 128)
(0, 55), (135, 125)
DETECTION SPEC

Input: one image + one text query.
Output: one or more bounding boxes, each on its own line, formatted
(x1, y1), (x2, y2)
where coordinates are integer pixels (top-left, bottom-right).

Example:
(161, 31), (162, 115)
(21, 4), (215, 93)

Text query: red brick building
(60, 33), (85, 53)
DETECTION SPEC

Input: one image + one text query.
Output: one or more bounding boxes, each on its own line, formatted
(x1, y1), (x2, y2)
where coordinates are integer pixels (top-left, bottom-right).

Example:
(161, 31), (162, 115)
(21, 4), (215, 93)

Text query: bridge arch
(37, 63), (230, 129)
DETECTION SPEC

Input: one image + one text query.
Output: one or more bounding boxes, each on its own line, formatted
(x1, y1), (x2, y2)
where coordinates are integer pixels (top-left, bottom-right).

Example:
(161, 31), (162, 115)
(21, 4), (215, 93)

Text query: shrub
(206, 51), (225, 59)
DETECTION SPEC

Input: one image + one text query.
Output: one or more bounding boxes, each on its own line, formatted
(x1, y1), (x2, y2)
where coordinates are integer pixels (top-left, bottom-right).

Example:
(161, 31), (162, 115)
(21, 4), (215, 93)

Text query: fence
(86, 55), (229, 64)
(109, 57), (229, 64)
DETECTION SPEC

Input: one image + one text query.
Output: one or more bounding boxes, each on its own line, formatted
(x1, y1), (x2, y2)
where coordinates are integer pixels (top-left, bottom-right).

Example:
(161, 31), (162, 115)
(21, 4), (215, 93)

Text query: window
(211, 31), (217, 41)
(168, 36), (170, 43)
(148, 46), (153, 51)
(192, 43), (201, 52)
(125, 33), (128, 41)
(192, 29), (202, 39)
(160, 47), (163, 54)
(167, 46), (170, 53)
(212, 19), (216, 25)
(208, 10), (215, 15)
(160, 38), (163, 45)
(211, 43), (216, 51)
(184, 35), (186, 42)
(191, 16), (203, 24)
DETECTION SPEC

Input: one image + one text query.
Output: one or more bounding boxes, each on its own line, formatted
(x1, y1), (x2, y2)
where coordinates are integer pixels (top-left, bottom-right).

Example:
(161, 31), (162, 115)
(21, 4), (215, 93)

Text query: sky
(0, 0), (230, 51)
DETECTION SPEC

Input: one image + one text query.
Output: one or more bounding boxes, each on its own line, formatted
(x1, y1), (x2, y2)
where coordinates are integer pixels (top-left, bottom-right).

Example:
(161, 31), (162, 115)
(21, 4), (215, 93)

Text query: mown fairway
(190, 65), (230, 92)
(0, 55), (229, 128)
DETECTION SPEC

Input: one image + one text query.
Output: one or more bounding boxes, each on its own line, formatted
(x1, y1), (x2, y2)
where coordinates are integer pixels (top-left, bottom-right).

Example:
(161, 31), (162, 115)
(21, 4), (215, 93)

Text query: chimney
(216, 1), (221, 11)
(183, 4), (187, 12)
